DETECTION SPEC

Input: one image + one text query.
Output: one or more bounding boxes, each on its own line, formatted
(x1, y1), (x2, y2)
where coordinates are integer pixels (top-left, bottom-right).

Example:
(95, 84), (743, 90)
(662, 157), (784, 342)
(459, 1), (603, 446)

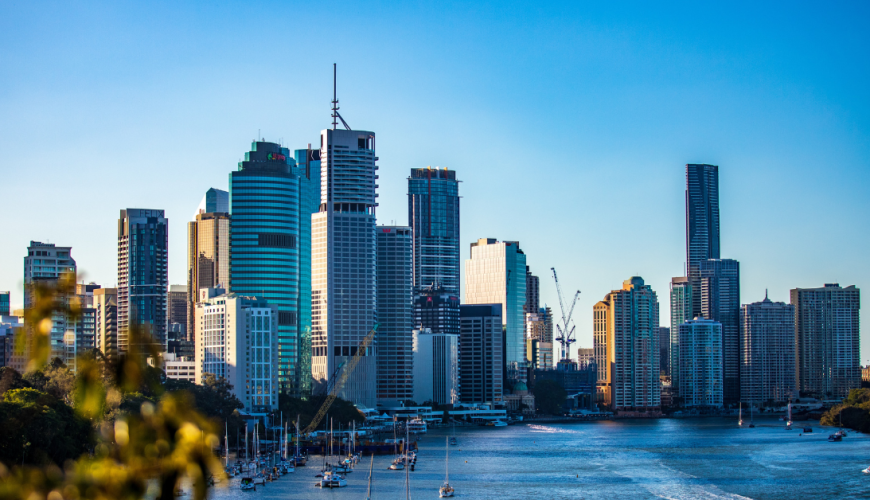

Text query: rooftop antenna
(331, 63), (351, 131)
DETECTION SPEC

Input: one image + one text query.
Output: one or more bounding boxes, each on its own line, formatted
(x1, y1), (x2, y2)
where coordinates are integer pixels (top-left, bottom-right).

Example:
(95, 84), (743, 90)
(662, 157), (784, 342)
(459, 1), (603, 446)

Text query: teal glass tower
(230, 141), (300, 393)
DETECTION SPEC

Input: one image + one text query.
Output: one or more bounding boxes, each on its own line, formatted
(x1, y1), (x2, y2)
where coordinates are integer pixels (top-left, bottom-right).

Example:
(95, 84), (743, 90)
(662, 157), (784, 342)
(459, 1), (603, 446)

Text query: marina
(204, 417), (870, 499)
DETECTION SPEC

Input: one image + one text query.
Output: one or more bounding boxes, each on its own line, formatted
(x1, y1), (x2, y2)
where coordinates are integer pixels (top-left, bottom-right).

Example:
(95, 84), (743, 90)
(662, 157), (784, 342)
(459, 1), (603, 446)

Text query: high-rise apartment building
(658, 327), (670, 377)
(168, 285), (187, 334)
(700, 258), (740, 404)
(194, 288), (279, 413)
(187, 206), (230, 339)
(459, 304), (503, 404)
(412, 328), (459, 406)
(677, 318), (723, 408)
(669, 277), (692, 392)
(194, 187), (229, 217)
(740, 294), (795, 404)
(294, 146), (322, 397)
(465, 238), (527, 383)
(0, 292), (9, 316)
(376, 226), (414, 403)
(685, 163), (720, 319)
(408, 167), (460, 293)
(229, 141), (301, 394)
(414, 284), (461, 335)
(593, 277), (661, 414)
(577, 347), (595, 370)
(25, 241), (77, 366)
(525, 309), (553, 369)
(118, 209), (168, 352)
(525, 266), (540, 314)
(74, 283), (101, 356)
(94, 288), (118, 360)
(792, 284), (861, 399)
(311, 128), (379, 408)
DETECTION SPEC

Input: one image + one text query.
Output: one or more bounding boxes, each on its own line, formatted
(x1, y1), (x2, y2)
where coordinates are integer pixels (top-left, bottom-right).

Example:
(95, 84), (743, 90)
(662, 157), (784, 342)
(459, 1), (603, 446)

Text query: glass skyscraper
(229, 141), (300, 393)
(685, 163), (720, 319)
(376, 225), (414, 403)
(408, 167), (460, 293)
(700, 258), (740, 405)
(117, 210), (168, 352)
(669, 276), (692, 393)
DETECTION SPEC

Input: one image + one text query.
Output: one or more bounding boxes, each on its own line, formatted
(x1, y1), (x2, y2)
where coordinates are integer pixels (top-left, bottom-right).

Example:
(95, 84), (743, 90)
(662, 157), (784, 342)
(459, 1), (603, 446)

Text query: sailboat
(738, 403), (743, 427)
(403, 424), (412, 500)
(292, 415), (307, 466)
(439, 436), (455, 497)
(786, 402), (793, 430)
(389, 417), (405, 470)
(365, 453), (375, 500)
(449, 419), (458, 446)
(225, 423), (235, 477)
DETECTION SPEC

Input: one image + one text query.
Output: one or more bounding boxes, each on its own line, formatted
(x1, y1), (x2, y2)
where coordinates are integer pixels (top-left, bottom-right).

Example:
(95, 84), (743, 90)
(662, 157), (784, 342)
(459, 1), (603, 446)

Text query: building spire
(331, 63), (351, 131)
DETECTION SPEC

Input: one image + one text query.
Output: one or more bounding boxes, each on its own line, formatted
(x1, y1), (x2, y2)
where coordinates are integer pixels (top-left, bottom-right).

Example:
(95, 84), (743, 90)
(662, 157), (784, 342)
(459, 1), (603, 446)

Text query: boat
(389, 416), (405, 470)
(786, 402), (793, 429)
(863, 466), (870, 474)
(490, 419), (508, 427)
(439, 436), (455, 497)
(828, 434), (843, 442)
(738, 402), (743, 427)
(239, 477), (256, 491)
(318, 470), (347, 488)
(406, 418), (428, 434)
(292, 416), (307, 466)
(450, 420), (458, 445)
(835, 429), (847, 438)
(803, 427), (813, 433)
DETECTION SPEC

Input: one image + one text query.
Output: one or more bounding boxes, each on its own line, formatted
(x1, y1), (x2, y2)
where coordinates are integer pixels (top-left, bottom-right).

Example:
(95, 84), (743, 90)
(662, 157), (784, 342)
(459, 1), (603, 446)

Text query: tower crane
(551, 268), (580, 361)
(303, 323), (379, 435)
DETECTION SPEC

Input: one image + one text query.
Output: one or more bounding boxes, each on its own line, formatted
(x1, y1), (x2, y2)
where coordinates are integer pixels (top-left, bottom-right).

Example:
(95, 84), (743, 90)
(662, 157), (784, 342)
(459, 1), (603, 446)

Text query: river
(206, 417), (870, 499)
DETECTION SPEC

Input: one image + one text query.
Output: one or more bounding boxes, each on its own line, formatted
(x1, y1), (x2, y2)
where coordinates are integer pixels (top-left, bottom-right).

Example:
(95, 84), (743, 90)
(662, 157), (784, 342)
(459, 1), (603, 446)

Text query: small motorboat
(491, 419), (508, 427)
(863, 466), (870, 474)
(449, 436), (458, 446)
(318, 470), (347, 488)
(803, 427), (813, 433)
(836, 429), (847, 438)
(829, 434), (843, 442)
(239, 477), (256, 491)
(389, 459), (405, 471)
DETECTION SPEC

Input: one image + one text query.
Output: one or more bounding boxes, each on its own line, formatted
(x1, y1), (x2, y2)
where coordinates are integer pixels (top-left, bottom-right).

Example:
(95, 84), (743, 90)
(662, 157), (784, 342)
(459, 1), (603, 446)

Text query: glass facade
(700, 258), (740, 404)
(669, 277), (692, 392)
(24, 242), (78, 367)
(187, 211), (230, 338)
(229, 141), (300, 393)
(678, 318), (723, 408)
(376, 226), (414, 403)
(740, 296), (796, 404)
(0, 292), (9, 316)
(686, 163), (720, 319)
(408, 167), (460, 293)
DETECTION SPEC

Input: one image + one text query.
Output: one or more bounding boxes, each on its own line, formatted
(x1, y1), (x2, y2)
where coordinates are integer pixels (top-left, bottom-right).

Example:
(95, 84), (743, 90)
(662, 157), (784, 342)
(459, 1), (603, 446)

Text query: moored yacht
(318, 470), (347, 488)
(406, 418), (428, 433)
(439, 436), (455, 498)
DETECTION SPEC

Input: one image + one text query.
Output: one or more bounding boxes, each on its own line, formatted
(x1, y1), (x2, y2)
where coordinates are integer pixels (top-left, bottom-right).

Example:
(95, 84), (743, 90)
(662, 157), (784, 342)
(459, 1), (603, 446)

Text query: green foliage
(278, 393), (364, 430)
(821, 389), (870, 432)
(0, 367), (31, 397)
(532, 379), (567, 415)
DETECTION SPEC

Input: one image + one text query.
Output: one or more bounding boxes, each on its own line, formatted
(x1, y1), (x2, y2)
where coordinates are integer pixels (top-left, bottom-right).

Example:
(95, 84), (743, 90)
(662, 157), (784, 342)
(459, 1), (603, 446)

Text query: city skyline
(2, 2), (869, 363)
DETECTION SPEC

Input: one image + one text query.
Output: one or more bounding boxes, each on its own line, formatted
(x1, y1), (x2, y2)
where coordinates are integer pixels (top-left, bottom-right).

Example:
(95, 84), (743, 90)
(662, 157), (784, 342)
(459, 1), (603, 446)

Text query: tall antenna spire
(330, 63), (351, 131)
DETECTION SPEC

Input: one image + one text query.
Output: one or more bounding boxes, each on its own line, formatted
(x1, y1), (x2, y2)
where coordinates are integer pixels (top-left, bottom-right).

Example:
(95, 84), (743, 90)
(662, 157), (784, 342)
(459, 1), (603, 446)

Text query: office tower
(0, 292), (9, 316)
(94, 288), (118, 360)
(740, 294), (795, 404)
(229, 142), (301, 394)
(465, 238), (527, 383)
(658, 327), (670, 377)
(525, 310), (553, 369)
(195, 288), (279, 413)
(577, 347), (595, 370)
(376, 226), (414, 403)
(593, 277), (660, 414)
(700, 258), (740, 404)
(792, 283), (861, 399)
(74, 283), (101, 356)
(677, 318), (723, 408)
(24, 241), (77, 366)
(525, 266), (539, 314)
(194, 187), (229, 217)
(685, 163), (720, 319)
(294, 146), (322, 397)
(168, 285), (187, 335)
(187, 209), (230, 338)
(408, 167), (460, 293)
(459, 304), (503, 404)
(669, 277), (692, 392)
(412, 328), (459, 405)
(311, 128), (378, 407)
(414, 284), (461, 335)
(118, 209), (168, 352)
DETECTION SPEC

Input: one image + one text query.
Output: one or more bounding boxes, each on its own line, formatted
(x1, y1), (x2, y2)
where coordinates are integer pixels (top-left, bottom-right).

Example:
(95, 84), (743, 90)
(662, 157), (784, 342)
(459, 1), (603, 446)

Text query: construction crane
(551, 268), (581, 361)
(303, 324), (379, 435)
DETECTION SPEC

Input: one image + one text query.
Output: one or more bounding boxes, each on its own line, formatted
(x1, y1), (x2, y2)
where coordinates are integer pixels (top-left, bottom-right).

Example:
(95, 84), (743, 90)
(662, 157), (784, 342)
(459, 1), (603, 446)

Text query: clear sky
(1, 1), (869, 362)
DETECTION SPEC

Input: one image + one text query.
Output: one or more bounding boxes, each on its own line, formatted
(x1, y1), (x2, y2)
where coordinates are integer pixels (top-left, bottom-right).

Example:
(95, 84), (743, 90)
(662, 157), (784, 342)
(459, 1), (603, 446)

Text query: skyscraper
(0, 292), (9, 316)
(465, 238), (527, 383)
(168, 285), (187, 333)
(187, 205), (230, 339)
(414, 284), (461, 335)
(408, 167), (460, 293)
(94, 288), (118, 360)
(525, 309), (553, 369)
(525, 266), (540, 314)
(593, 277), (661, 414)
(740, 294), (795, 404)
(194, 187), (229, 217)
(658, 327), (670, 377)
(700, 258), (740, 404)
(412, 328), (459, 406)
(294, 146), (322, 397)
(311, 128), (378, 407)
(677, 318), (723, 408)
(792, 284), (860, 399)
(459, 304), (503, 404)
(118, 209), (168, 352)
(669, 277), (692, 392)
(25, 241), (77, 365)
(229, 141), (300, 393)
(376, 225), (414, 403)
(74, 283), (101, 356)
(685, 163), (720, 319)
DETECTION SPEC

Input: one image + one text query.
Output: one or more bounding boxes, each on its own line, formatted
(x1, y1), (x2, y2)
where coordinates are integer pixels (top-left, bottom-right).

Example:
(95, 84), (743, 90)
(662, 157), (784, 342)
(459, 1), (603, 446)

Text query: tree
(0, 367), (31, 397)
(533, 379), (567, 415)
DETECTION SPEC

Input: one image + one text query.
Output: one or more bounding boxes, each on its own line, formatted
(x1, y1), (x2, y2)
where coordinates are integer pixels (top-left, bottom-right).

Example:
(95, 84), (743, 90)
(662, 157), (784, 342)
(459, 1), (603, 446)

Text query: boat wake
(526, 425), (581, 434)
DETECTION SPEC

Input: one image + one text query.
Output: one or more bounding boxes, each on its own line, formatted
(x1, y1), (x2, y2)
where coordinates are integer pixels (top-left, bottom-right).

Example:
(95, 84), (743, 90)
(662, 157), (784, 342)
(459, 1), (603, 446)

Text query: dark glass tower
(230, 141), (300, 393)
(415, 283), (461, 335)
(700, 258), (740, 404)
(376, 225), (414, 403)
(685, 164), (720, 318)
(408, 167), (460, 293)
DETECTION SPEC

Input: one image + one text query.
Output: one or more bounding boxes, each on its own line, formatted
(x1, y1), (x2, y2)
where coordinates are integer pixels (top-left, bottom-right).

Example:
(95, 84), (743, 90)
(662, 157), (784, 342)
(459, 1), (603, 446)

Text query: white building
(195, 288), (279, 413)
(311, 128), (379, 408)
(24, 241), (77, 368)
(412, 329), (458, 406)
(678, 318), (723, 408)
(163, 353), (196, 383)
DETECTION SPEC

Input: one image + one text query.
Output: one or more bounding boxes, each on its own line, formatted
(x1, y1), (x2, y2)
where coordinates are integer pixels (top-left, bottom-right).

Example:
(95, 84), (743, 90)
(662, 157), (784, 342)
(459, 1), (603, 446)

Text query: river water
(206, 417), (870, 499)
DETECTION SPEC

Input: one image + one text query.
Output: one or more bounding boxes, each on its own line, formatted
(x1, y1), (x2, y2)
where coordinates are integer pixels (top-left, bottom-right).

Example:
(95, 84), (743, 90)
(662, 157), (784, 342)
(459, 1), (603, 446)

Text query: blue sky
(1, 1), (869, 361)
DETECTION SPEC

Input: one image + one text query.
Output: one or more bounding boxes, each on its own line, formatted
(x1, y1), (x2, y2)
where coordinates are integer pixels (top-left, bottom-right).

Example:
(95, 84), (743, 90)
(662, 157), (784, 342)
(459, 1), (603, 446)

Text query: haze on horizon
(1, 1), (868, 362)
